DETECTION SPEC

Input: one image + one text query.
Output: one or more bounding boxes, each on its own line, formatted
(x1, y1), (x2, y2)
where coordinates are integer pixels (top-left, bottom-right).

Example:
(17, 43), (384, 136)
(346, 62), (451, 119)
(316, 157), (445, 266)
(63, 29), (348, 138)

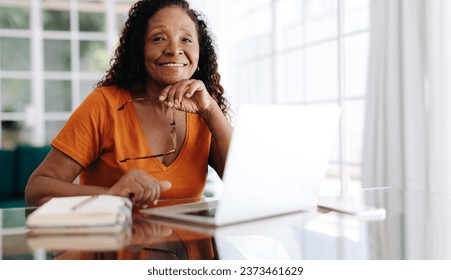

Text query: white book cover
(26, 195), (132, 233)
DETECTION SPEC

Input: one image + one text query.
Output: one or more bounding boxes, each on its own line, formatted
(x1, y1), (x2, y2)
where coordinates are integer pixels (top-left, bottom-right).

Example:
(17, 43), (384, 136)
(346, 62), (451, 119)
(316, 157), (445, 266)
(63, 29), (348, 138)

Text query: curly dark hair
(97, 0), (230, 118)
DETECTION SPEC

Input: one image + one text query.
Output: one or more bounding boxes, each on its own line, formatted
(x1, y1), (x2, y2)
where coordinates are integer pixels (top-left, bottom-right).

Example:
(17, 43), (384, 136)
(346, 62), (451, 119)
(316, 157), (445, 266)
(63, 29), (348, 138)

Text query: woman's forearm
(202, 103), (233, 177)
(25, 174), (109, 206)
(24, 148), (108, 206)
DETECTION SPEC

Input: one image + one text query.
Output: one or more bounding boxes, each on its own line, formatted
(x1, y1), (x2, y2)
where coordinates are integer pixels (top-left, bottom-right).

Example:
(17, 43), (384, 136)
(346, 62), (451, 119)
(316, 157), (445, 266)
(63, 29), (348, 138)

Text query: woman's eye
(182, 37), (192, 43)
(152, 36), (164, 42)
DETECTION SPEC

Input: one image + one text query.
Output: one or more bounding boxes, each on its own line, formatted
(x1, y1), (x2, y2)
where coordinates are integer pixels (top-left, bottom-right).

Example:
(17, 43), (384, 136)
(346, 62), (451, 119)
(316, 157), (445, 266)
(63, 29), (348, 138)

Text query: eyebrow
(148, 24), (166, 32)
(148, 24), (196, 35)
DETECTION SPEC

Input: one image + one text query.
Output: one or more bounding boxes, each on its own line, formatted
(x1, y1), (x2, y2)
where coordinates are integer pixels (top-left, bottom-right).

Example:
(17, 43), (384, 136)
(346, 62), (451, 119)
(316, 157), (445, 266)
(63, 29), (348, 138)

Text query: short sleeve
(51, 88), (109, 168)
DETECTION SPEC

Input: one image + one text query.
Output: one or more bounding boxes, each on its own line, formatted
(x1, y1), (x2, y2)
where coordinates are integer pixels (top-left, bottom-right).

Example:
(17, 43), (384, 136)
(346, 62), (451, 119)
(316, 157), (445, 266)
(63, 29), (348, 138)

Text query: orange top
(51, 86), (212, 199)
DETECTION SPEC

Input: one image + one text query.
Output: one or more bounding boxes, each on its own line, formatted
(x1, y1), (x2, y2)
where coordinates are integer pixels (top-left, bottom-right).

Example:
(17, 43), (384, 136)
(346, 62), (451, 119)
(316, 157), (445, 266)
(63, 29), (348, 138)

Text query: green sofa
(0, 145), (51, 208)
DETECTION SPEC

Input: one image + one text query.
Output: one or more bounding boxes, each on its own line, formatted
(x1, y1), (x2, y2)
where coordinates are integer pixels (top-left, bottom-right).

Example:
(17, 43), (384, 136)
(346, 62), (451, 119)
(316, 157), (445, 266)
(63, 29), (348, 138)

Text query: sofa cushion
(13, 145), (51, 198)
(0, 149), (15, 200)
(0, 198), (26, 208)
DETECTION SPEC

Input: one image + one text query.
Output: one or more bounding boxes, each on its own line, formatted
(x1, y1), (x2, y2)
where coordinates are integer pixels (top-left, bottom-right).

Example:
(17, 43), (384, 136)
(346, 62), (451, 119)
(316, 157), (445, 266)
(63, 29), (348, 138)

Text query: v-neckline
(125, 92), (188, 171)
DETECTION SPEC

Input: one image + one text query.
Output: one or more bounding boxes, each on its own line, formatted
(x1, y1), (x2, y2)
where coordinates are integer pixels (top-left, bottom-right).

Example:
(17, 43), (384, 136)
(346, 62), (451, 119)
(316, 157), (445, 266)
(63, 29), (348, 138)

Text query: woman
(25, 0), (232, 207)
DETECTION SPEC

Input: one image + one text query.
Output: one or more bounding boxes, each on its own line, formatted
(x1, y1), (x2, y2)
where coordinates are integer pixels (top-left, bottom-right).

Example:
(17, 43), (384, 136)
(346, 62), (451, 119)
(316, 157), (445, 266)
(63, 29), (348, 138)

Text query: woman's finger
(159, 85), (172, 104)
(174, 80), (195, 104)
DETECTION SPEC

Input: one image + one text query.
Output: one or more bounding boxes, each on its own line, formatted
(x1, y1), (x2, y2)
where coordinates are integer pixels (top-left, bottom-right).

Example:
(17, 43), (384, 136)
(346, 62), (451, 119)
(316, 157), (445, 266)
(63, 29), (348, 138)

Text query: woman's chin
(153, 72), (195, 86)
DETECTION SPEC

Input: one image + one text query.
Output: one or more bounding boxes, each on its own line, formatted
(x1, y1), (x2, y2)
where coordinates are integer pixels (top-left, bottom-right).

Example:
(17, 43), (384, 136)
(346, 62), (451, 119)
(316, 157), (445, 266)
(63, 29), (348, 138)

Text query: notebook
(141, 104), (340, 226)
(26, 195), (132, 234)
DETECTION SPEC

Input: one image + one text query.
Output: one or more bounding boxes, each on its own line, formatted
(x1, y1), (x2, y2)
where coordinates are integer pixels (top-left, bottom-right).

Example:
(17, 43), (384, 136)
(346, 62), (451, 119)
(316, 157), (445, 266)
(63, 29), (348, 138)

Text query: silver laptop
(141, 104), (340, 226)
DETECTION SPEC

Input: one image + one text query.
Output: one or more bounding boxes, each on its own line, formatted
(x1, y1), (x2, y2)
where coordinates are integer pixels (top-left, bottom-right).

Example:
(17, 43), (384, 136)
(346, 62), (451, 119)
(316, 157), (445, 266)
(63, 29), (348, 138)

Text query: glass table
(1, 188), (451, 260)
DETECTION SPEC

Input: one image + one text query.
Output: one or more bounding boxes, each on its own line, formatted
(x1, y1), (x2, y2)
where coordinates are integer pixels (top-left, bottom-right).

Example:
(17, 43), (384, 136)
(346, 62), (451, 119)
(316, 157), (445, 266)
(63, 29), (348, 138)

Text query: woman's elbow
(25, 173), (48, 206)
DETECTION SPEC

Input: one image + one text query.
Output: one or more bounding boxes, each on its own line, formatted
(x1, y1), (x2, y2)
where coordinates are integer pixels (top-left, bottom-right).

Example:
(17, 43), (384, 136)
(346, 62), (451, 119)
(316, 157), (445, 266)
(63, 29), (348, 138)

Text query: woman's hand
(107, 169), (171, 205)
(159, 79), (215, 118)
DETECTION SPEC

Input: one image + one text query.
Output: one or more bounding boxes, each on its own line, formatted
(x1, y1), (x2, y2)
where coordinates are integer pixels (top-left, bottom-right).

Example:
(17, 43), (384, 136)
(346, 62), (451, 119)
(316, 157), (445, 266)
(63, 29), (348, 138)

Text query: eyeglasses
(117, 97), (176, 163)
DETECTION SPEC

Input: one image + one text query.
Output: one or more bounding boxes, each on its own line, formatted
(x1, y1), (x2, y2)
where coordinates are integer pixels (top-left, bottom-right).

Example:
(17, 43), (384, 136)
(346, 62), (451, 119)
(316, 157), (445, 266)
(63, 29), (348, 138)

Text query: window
(226, 0), (370, 191)
(0, 0), (134, 149)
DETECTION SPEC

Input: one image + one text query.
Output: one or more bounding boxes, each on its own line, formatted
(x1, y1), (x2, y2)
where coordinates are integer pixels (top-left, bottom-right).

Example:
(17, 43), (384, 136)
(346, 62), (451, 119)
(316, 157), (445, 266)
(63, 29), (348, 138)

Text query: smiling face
(143, 7), (199, 91)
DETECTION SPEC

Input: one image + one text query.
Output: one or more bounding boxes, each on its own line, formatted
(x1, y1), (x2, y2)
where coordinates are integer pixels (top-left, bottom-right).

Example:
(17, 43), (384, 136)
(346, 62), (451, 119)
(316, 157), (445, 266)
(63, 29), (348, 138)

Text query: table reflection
(28, 217), (216, 260)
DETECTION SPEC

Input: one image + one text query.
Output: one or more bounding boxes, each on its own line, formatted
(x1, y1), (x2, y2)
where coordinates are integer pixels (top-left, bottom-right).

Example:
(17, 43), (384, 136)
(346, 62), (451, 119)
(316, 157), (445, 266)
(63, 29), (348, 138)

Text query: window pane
(306, 15), (337, 43)
(235, 58), (272, 104)
(305, 41), (338, 101)
(242, 7), (272, 38)
(251, 58), (272, 103)
(345, 33), (369, 97)
(235, 41), (249, 63)
(322, 163), (341, 191)
(322, 113), (341, 191)
(307, 0), (337, 20)
(44, 40), (71, 71)
(43, 9), (70, 31)
(344, 0), (369, 33)
(80, 80), (97, 102)
(0, 6), (30, 29)
(0, 37), (30, 71)
(79, 40), (108, 72)
(2, 120), (26, 149)
(306, 0), (338, 42)
(1, 79), (31, 112)
(79, 11), (105, 32)
(45, 120), (66, 144)
(329, 127), (340, 162)
(348, 164), (362, 189)
(345, 99), (365, 164)
(276, 49), (304, 103)
(232, 0), (271, 17)
(254, 35), (272, 58)
(235, 36), (271, 63)
(45, 80), (72, 112)
(236, 64), (250, 104)
(116, 12), (128, 32)
(276, 0), (303, 30)
(276, 24), (304, 51)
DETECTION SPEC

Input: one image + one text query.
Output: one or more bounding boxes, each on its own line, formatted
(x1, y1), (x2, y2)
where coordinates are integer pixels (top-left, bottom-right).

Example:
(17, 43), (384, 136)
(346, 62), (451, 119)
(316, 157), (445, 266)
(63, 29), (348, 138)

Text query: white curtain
(426, 0), (451, 193)
(362, 0), (451, 193)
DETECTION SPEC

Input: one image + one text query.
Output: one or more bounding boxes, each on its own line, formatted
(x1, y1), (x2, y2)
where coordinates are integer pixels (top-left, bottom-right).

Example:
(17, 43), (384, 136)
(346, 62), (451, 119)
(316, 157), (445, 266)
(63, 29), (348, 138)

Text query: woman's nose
(164, 40), (183, 55)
